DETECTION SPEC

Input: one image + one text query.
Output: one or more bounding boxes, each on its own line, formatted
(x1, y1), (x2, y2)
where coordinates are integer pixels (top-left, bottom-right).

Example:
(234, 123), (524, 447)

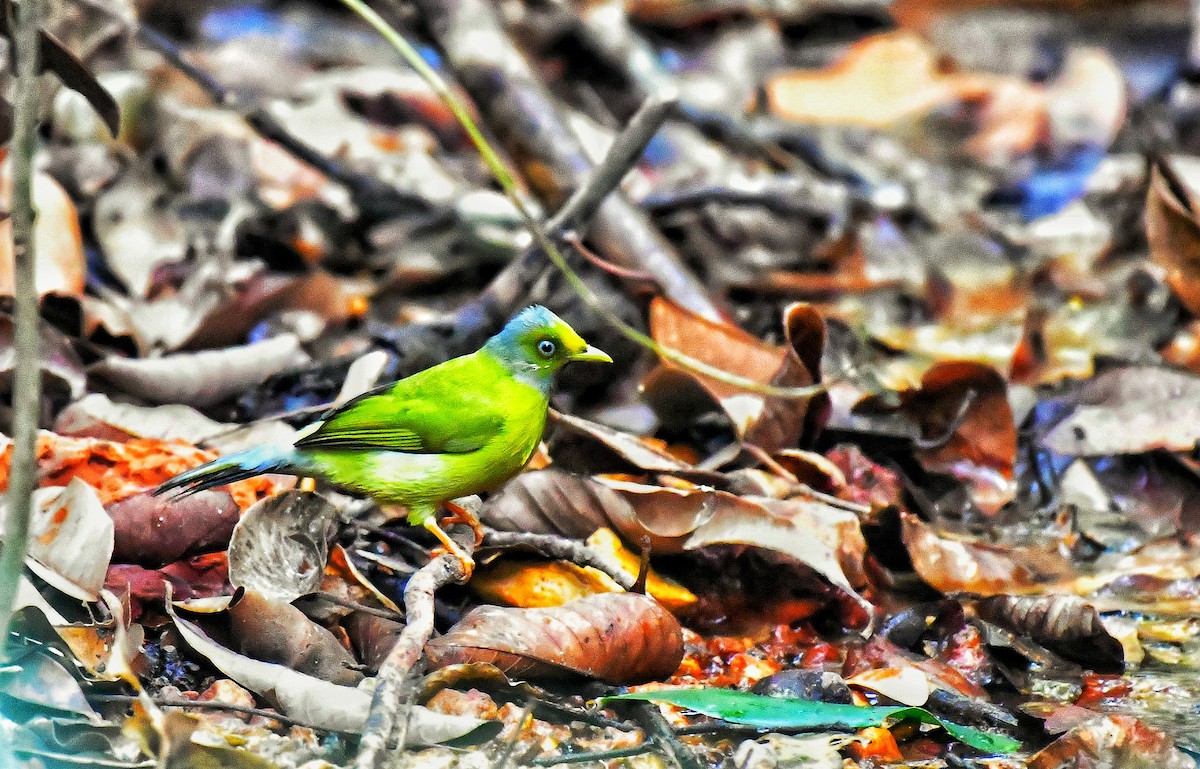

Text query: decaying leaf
(471, 558), (622, 609)
(647, 298), (821, 452)
(1147, 160), (1200, 316)
(901, 512), (1077, 596)
(0, 169), (86, 299)
(971, 595), (1124, 672)
(0, 478), (114, 601)
(1043, 366), (1200, 456)
(108, 489), (239, 567)
(1028, 714), (1195, 769)
(424, 592), (684, 685)
(0, 432), (286, 509)
(168, 600), (490, 741)
(228, 491), (339, 603)
(899, 360), (1017, 513)
(766, 32), (984, 129)
(226, 589), (362, 686)
(90, 333), (309, 407)
(484, 469), (869, 613)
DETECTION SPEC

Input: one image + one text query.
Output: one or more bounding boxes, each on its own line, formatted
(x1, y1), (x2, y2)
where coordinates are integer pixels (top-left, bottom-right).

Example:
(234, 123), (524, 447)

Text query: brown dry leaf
(0, 432), (288, 509)
(484, 469), (869, 613)
(765, 32), (993, 128)
(899, 360), (1017, 513)
(648, 298), (821, 452)
(1028, 714), (1195, 769)
(901, 512), (1077, 596)
(1146, 161), (1200, 315)
(226, 589), (363, 686)
(105, 553), (230, 620)
(424, 592), (684, 685)
(0, 168), (85, 299)
(971, 595), (1124, 672)
(108, 489), (240, 567)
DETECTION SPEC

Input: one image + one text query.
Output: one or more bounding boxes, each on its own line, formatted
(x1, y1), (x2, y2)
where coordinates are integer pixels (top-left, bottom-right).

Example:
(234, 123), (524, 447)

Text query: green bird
(155, 306), (611, 571)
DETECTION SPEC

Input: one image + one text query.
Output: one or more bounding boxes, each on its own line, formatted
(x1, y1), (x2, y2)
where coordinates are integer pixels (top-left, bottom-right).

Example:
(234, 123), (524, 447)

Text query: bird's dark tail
(153, 445), (299, 497)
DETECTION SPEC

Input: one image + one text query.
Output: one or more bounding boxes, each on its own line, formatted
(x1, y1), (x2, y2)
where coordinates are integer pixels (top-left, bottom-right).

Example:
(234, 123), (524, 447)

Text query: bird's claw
(423, 518), (475, 579)
(441, 500), (485, 547)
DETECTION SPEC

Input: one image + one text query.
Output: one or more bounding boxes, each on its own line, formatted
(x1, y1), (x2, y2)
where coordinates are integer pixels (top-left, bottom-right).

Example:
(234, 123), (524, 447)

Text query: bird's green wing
(294, 355), (508, 454)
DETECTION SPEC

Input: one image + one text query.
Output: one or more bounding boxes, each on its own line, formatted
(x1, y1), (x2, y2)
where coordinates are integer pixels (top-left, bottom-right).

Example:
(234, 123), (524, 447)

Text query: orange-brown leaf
(424, 593), (684, 685)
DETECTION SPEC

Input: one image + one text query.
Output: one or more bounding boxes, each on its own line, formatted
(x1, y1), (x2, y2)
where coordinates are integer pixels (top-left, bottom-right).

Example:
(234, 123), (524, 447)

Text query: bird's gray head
(484, 306), (611, 392)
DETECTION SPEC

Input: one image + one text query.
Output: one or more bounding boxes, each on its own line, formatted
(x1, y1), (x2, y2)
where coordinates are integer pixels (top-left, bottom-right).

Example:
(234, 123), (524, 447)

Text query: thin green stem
(338, 0), (823, 400)
(0, 0), (44, 659)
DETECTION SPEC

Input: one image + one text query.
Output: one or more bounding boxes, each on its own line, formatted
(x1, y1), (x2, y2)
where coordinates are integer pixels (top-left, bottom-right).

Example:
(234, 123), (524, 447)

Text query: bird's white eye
(538, 339), (556, 357)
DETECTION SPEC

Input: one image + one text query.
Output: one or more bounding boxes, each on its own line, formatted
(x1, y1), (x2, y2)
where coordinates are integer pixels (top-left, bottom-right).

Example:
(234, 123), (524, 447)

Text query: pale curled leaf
(1043, 366), (1200, 456)
(167, 601), (491, 741)
(0, 479), (114, 601)
(228, 491), (339, 603)
(91, 334), (309, 407)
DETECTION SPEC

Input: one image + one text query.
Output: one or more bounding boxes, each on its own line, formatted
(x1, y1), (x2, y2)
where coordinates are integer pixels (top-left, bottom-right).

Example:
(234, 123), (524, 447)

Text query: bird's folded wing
(294, 379), (504, 454)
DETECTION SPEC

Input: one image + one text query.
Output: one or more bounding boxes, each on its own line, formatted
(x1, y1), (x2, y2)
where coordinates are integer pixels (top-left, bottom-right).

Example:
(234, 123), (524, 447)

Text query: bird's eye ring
(538, 340), (556, 357)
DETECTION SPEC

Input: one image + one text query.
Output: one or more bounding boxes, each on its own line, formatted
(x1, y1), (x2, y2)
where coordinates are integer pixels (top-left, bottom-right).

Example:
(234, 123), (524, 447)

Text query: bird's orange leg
(441, 499), (485, 546)
(423, 518), (475, 577)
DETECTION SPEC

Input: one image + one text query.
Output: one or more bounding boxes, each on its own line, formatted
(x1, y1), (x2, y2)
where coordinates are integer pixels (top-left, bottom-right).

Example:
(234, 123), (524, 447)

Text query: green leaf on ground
(602, 688), (1022, 754)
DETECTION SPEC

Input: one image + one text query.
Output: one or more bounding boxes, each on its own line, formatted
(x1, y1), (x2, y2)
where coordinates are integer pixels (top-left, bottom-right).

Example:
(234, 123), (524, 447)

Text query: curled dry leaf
(0, 478), (114, 601)
(484, 469), (869, 613)
(91, 333), (309, 407)
(108, 489), (239, 567)
(227, 589), (362, 686)
(1028, 715), (1195, 769)
(1042, 367), (1200, 457)
(0, 168), (85, 299)
(971, 595), (1124, 672)
(899, 360), (1017, 513)
(1146, 161), (1200, 316)
(901, 512), (1077, 596)
(424, 592), (684, 685)
(647, 298), (822, 453)
(167, 600), (489, 741)
(228, 491), (339, 603)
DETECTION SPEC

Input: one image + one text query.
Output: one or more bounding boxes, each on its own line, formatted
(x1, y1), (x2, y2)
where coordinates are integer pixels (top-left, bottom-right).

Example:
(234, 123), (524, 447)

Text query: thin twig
(353, 527), (474, 768)
(617, 702), (704, 769)
(87, 693), (314, 730)
(483, 530), (635, 590)
(545, 92), (678, 235)
(492, 700), (533, 769)
(526, 744), (656, 766)
(562, 233), (656, 283)
(309, 592), (405, 623)
(0, 0), (44, 660)
(340, 0), (824, 401)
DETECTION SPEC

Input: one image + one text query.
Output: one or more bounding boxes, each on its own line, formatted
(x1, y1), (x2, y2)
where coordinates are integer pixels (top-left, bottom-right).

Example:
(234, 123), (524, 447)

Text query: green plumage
(156, 306), (610, 569)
